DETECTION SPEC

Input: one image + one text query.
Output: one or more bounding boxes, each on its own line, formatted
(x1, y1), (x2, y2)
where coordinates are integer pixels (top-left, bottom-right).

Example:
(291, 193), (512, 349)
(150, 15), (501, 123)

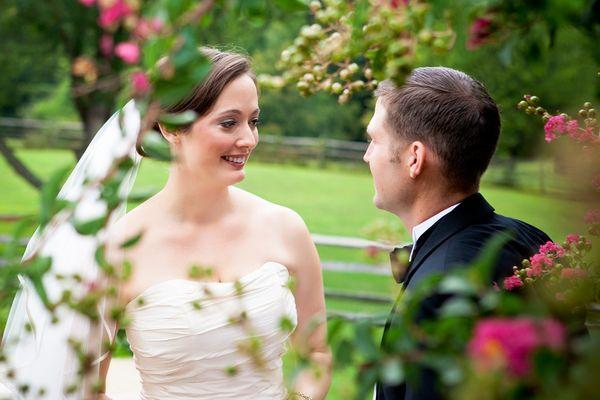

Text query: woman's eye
(219, 120), (236, 128)
(250, 118), (260, 127)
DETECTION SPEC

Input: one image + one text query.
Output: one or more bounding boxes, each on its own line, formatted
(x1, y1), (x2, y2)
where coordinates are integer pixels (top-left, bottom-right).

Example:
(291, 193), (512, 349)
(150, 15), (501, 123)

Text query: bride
(3, 48), (332, 400)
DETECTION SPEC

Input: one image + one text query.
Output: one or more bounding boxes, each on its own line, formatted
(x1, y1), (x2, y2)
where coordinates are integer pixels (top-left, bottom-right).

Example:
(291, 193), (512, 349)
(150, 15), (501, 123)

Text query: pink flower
(584, 209), (600, 224)
(115, 42), (140, 64)
(544, 115), (567, 138)
(565, 233), (581, 245)
(468, 317), (565, 377)
(98, 0), (132, 28)
(503, 275), (523, 291)
(100, 34), (114, 57)
(467, 17), (495, 50)
(365, 245), (380, 259)
(561, 268), (587, 279)
(131, 71), (150, 95)
(592, 175), (600, 191)
(133, 17), (164, 39)
(79, 0), (96, 6)
(566, 120), (580, 139)
(545, 131), (557, 142)
(539, 241), (565, 258)
(528, 253), (553, 277)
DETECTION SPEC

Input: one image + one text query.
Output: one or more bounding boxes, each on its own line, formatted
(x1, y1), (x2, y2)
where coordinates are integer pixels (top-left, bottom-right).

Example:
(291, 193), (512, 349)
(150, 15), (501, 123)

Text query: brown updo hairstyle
(149, 47), (256, 141)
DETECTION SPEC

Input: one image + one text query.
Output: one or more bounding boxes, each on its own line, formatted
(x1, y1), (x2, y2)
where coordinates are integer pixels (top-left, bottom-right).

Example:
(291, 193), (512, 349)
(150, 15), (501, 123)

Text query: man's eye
(220, 120), (236, 128)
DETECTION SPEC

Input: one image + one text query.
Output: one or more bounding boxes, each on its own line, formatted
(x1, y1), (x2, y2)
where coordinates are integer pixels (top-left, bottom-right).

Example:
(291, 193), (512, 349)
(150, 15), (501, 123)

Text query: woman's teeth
(222, 155), (246, 164)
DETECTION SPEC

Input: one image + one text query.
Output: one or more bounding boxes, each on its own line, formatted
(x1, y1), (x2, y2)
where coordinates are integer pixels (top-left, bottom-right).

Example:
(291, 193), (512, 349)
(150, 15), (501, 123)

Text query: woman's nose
(237, 125), (258, 149)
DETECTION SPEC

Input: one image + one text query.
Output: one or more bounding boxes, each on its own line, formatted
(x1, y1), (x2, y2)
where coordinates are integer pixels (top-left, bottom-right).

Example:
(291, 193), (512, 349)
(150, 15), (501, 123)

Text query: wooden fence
(0, 116), (574, 196)
(0, 230), (398, 323)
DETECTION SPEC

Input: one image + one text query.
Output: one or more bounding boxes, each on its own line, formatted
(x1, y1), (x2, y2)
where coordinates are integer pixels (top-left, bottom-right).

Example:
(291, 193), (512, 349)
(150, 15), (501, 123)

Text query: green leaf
(143, 36), (174, 70)
(153, 58), (211, 107)
(119, 231), (144, 249)
(468, 232), (512, 286)
(140, 130), (172, 161)
(380, 358), (404, 385)
(40, 165), (72, 228)
(439, 297), (477, 317)
(354, 321), (379, 359)
(438, 275), (476, 296)
(73, 216), (106, 236)
(159, 110), (198, 130)
(334, 339), (354, 368)
(272, 0), (307, 12)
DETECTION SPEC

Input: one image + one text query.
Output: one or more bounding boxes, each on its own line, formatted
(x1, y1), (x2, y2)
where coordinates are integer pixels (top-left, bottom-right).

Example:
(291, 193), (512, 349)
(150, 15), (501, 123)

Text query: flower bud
(348, 63), (359, 74)
(309, 1), (321, 13)
(339, 68), (350, 80)
(583, 102), (592, 109)
(530, 96), (540, 105)
(351, 80), (365, 90)
(303, 73), (315, 82)
(297, 81), (309, 90)
(579, 109), (588, 117)
(588, 108), (596, 117)
(517, 100), (528, 109)
(535, 107), (545, 115)
(525, 106), (535, 115)
(364, 68), (373, 80)
(338, 93), (349, 104)
(331, 82), (343, 94)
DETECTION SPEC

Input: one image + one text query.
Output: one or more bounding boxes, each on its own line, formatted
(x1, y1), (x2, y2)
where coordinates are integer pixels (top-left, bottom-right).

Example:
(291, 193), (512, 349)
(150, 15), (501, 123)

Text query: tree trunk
(0, 135), (42, 189)
(72, 96), (113, 160)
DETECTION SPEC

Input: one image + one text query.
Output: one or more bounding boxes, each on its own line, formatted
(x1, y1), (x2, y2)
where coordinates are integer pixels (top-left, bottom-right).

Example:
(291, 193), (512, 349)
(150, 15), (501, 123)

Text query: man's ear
(157, 123), (180, 144)
(408, 141), (426, 179)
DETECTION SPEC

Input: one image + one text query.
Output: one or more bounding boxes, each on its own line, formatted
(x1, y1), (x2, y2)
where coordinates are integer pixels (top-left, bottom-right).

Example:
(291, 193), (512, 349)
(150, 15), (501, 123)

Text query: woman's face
(174, 74), (259, 187)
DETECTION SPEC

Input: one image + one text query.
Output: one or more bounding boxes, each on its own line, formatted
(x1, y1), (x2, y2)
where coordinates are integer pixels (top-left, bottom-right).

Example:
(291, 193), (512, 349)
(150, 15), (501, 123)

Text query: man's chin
(373, 194), (385, 210)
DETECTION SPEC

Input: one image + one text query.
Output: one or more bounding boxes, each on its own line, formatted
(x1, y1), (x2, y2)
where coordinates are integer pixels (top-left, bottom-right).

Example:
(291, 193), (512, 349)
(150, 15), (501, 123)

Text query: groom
(364, 67), (551, 400)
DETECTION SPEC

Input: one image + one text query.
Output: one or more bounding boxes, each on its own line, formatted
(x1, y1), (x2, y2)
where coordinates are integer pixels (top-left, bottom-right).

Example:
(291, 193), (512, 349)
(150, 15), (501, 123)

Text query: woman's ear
(157, 123), (180, 145)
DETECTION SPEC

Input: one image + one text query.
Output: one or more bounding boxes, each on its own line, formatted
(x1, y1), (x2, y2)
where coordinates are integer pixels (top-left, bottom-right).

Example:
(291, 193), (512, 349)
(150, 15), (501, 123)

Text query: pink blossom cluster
(467, 17), (495, 50)
(468, 317), (565, 377)
(78, 0), (163, 67)
(544, 114), (598, 144)
(98, 0), (133, 29)
(502, 235), (590, 291)
(131, 71), (151, 95)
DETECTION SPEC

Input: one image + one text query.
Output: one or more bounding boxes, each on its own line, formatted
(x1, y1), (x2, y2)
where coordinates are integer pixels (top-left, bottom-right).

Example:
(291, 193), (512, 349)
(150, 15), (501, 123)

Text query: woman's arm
(97, 349), (114, 399)
(281, 210), (332, 400)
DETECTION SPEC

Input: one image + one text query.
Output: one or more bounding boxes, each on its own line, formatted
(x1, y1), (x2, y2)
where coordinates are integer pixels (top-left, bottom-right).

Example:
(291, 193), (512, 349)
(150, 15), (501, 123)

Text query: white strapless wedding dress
(124, 262), (297, 399)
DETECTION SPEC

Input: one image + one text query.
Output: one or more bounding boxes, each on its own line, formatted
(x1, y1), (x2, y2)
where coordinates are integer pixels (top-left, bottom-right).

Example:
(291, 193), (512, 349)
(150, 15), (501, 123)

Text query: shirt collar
(409, 202), (461, 261)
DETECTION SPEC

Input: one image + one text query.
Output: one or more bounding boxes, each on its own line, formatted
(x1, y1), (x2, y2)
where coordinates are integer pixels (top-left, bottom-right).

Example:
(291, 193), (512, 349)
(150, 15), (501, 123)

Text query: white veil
(0, 100), (142, 399)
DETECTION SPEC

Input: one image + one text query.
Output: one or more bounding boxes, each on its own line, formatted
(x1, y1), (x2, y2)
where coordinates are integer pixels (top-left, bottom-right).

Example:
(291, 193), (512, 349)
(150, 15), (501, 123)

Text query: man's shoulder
(438, 212), (550, 278)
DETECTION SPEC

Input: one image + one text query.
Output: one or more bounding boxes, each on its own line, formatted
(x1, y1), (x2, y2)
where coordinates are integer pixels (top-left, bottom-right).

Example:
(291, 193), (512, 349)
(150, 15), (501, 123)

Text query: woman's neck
(157, 167), (233, 225)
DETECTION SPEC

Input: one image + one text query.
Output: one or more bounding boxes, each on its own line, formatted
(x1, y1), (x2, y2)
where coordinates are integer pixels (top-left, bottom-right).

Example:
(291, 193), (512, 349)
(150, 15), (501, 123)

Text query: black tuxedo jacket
(376, 193), (551, 400)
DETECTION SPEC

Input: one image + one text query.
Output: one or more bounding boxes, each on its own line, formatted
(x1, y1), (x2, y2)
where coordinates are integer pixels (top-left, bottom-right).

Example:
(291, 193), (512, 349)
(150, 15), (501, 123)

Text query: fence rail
(0, 231), (396, 315)
(0, 116), (577, 196)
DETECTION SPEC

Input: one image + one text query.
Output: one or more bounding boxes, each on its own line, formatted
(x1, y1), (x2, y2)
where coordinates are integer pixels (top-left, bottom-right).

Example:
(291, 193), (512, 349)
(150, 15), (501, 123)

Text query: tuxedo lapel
(403, 193), (495, 287)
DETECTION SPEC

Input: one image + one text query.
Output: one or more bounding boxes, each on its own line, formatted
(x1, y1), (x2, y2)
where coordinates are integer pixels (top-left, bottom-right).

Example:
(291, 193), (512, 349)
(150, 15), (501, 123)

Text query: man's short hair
(375, 67), (501, 192)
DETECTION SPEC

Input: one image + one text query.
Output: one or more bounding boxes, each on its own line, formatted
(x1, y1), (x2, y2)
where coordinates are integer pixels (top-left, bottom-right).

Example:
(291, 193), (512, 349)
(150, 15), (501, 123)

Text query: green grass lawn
(1, 149), (585, 240)
(0, 149), (588, 400)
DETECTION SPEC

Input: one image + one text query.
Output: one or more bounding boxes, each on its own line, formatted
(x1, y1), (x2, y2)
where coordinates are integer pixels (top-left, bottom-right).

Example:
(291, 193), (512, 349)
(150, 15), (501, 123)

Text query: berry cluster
(260, 0), (455, 103)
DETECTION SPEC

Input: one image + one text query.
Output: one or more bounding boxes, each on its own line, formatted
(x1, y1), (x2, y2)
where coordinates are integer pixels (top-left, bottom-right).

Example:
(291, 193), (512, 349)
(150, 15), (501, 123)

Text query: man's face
(363, 99), (411, 214)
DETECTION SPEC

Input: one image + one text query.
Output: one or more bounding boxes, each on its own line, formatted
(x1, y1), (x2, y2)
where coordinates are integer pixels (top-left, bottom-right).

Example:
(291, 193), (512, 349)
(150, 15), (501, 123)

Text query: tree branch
(0, 136), (42, 190)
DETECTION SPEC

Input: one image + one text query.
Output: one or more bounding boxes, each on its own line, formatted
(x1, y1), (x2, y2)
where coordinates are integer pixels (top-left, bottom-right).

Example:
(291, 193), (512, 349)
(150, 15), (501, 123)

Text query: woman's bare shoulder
(232, 188), (310, 249)
(105, 200), (156, 259)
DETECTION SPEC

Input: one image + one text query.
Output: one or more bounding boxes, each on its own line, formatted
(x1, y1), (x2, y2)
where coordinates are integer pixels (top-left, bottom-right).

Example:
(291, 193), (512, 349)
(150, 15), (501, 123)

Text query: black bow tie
(389, 243), (413, 283)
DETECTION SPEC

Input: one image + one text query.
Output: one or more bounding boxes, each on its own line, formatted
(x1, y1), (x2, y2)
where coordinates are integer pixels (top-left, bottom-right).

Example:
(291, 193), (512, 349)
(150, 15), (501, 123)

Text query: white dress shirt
(409, 202), (461, 261)
(373, 202), (462, 400)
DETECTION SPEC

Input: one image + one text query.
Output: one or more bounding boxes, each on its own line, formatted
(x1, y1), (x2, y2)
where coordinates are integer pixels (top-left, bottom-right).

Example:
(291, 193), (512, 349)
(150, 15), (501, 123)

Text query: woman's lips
(221, 155), (247, 170)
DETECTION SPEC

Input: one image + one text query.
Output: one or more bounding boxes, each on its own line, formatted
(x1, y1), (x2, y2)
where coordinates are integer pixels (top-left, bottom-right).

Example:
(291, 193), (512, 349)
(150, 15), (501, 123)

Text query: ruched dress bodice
(124, 262), (297, 399)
